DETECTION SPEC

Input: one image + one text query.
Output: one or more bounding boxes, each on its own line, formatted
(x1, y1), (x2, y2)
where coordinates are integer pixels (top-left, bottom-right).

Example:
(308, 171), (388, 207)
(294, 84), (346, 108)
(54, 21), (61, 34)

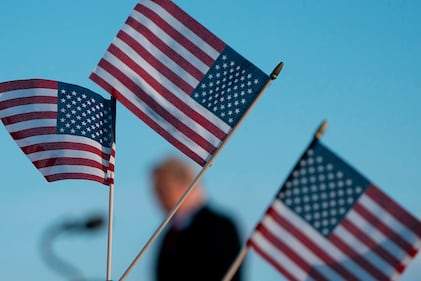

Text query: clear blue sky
(1, 1), (421, 280)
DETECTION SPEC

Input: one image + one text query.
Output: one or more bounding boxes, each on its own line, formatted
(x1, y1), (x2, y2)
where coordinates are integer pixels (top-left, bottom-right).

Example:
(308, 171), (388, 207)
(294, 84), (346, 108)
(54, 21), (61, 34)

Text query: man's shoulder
(194, 206), (238, 231)
(189, 206), (242, 251)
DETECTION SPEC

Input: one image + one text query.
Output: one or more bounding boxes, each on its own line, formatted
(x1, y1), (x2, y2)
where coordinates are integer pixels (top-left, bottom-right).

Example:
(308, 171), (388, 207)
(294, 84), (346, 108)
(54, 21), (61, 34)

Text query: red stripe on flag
(0, 96), (57, 110)
(1, 111), (57, 125)
(256, 223), (330, 281)
(22, 142), (111, 160)
(134, 4), (216, 67)
(328, 233), (390, 281)
(0, 79), (57, 92)
(366, 185), (421, 237)
(89, 72), (207, 166)
(353, 202), (417, 256)
(45, 173), (108, 184)
(108, 147), (116, 171)
(33, 157), (109, 171)
(267, 207), (360, 281)
(10, 127), (56, 140)
(97, 57), (217, 154)
(124, 17), (205, 81)
(247, 239), (300, 281)
(151, 0), (225, 53)
(340, 218), (404, 272)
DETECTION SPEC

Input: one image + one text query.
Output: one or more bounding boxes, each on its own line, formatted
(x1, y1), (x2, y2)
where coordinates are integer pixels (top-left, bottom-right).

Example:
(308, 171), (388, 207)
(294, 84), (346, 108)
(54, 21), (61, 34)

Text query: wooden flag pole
(314, 119), (329, 140)
(119, 61), (284, 281)
(222, 247), (250, 281)
(106, 183), (115, 281)
(222, 119), (329, 281)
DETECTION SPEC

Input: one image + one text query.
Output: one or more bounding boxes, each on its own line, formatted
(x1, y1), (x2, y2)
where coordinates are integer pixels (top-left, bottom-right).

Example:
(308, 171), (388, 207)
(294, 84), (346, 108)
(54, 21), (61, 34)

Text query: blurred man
(152, 157), (243, 281)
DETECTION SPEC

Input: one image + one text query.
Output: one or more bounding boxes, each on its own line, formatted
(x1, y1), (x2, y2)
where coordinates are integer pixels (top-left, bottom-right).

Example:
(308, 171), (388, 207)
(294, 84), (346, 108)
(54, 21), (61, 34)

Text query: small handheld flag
(92, 2), (282, 278)
(223, 121), (421, 281)
(0, 79), (116, 185)
(247, 138), (421, 281)
(90, 0), (270, 166)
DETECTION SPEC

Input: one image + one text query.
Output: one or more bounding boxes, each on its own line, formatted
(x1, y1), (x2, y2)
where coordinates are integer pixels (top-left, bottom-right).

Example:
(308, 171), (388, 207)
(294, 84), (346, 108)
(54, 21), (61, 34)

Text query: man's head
(151, 157), (204, 213)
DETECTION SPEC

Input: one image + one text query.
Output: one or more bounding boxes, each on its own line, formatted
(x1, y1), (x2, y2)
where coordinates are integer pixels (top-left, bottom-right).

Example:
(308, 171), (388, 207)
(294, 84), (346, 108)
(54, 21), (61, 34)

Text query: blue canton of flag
(57, 82), (114, 148)
(279, 142), (369, 237)
(191, 46), (269, 126)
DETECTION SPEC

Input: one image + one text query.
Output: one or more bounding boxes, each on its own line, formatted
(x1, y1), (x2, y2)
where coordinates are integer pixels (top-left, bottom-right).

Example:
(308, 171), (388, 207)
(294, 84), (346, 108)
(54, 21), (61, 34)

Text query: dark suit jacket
(156, 206), (243, 281)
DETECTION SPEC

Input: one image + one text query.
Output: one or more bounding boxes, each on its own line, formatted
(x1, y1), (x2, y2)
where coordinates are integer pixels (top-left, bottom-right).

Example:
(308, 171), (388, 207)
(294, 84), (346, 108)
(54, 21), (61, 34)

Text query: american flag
(0, 79), (116, 185)
(90, 0), (270, 166)
(248, 140), (421, 281)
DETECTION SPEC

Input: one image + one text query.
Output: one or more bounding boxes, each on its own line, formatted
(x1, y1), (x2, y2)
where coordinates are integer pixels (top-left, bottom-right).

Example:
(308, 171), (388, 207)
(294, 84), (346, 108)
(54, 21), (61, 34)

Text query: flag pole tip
(314, 120), (329, 140)
(270, 61), (284, 80)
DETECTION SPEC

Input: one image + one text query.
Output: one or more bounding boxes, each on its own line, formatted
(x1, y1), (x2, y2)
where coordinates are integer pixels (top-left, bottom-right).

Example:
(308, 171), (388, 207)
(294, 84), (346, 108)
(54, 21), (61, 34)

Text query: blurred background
(1, 0), (420, 280)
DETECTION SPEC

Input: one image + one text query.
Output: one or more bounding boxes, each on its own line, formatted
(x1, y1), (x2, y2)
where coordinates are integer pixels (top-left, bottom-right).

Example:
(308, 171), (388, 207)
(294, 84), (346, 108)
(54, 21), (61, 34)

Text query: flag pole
(222, 119), (329, 281)
(222, 247), (250, 281)
(314, 119), (329, 140)
(106, 183), (114, 281)
(119, 61), (284, 281)
(106, 96), (117, 281)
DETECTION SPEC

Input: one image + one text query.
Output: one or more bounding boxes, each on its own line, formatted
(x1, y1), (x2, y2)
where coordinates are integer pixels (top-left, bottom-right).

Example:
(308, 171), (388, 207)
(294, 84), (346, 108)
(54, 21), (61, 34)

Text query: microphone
(61, 215), (104, 232)
(40, 214), (105, 281)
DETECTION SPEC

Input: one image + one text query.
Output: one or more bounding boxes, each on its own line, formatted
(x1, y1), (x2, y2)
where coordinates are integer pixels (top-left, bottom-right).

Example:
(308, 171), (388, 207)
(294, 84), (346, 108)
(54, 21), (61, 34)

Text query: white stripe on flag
(0, 88), (57, 102)
(27, 149), (111, 165)
(15, 134), (112, 154)
(6, 119), (57, 133)
(0, 104), (57, 119)
(39, 165), (107, 178)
